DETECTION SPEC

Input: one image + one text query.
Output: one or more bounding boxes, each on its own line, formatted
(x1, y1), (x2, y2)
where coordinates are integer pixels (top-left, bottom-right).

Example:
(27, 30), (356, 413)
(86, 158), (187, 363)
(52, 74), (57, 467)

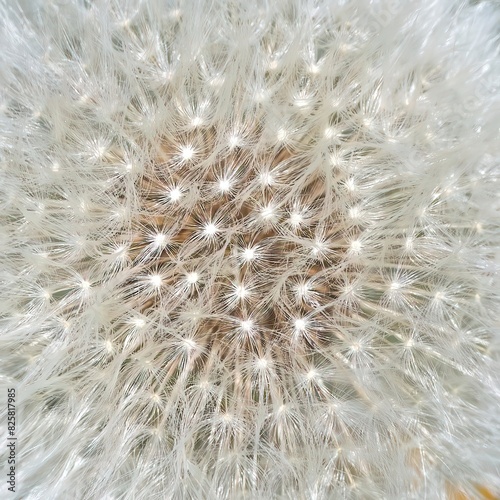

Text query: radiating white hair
(1, 0), (499, 498)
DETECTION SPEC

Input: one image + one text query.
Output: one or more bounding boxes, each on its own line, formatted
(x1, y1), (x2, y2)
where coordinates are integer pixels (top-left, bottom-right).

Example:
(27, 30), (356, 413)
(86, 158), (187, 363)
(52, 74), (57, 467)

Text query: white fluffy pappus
(0, 0), (500, 499)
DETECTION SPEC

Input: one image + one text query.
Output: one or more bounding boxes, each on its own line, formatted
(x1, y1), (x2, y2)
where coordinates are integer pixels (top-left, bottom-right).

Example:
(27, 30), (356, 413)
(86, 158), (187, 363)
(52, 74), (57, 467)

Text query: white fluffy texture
(0, 0), (500, 499)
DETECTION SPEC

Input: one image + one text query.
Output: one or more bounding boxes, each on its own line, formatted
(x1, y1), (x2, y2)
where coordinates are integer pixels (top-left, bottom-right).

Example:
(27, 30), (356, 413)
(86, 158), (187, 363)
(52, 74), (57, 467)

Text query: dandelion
(0, 0), (500, 499)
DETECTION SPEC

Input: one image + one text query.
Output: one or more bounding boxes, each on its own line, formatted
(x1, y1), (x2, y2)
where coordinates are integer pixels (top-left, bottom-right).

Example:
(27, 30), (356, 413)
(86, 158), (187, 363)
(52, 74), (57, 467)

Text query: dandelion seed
(309, 64), (320, 75)
(260, 204), (275, 220)
(218, 178), (231, 193)
(289, 211), (303, 227)
(228, 135), (240, 148)
(191, 116), (203, 127)
(311, 239), (326, 257)
(181, 337), (198, 352)
(294, 318), (307, 332)
(405, 237), (414, 252)
(295, 282), (310, 299)
(149, 274), (162, 288)
(254, 89), (269, 103)
(240, 319), (253, 332)
(202, 222), (218, 236)
(255, 357), (269, 370)
(186, 272), (199, 284)
(259, 171), (274, 186)
(268, 59), (279, 70)
(169, 187), (182, 202)
(150, 392), (161, 403)
(350, 239), (362, 254)
(324, 127), (335, 139)
(348, 206), (361, 220)
(154, 233), (168, 248)
(131, 317), (146, 328)
(390, 281), (401, 291)
(277, 128), (288, 142)
(180, 145), (195, 162)
(242, 246), (257, 262)
(234, 285), (246, 299)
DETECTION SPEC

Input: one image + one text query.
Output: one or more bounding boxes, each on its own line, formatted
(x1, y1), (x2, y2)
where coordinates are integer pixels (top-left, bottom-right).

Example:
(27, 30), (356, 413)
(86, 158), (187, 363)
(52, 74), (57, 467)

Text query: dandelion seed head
(3, 1), (500, 499)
